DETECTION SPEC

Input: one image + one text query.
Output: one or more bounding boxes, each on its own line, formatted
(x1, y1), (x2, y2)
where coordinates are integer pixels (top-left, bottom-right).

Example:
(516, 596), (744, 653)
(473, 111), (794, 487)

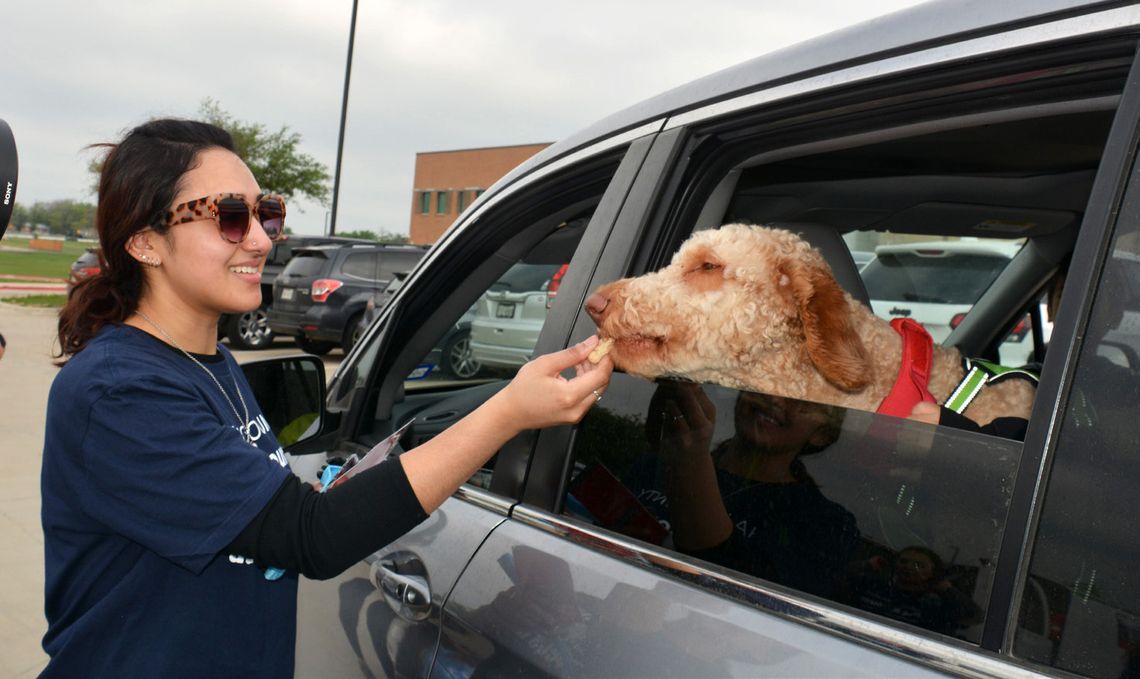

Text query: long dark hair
(56, 119), (234, 359)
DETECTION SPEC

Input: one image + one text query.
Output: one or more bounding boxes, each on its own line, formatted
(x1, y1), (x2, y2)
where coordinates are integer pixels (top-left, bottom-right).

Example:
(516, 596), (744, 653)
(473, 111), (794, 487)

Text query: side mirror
(241, 355), (326, 447)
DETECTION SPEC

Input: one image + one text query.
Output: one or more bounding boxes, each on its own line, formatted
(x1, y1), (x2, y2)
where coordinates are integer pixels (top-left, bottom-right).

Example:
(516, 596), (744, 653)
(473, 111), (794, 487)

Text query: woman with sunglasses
(41, 119), (612, 677)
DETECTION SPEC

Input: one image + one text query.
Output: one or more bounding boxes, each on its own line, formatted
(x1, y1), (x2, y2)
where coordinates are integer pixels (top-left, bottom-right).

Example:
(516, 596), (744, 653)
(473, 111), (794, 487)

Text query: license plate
(281, 288), (294, 300)
(495, 302), (516, 319)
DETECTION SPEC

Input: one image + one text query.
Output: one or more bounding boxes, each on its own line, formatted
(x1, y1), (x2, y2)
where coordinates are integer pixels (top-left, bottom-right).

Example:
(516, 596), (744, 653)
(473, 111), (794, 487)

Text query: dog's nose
(584, 292), (609, 324)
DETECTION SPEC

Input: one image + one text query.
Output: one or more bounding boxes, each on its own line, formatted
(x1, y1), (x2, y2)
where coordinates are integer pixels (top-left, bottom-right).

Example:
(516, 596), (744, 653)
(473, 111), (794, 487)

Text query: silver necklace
(136, 310), (253, 446)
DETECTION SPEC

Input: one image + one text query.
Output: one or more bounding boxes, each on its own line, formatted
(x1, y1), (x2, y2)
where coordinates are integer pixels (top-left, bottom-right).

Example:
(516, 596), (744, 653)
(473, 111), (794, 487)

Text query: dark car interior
(708, 102), (1114, 362)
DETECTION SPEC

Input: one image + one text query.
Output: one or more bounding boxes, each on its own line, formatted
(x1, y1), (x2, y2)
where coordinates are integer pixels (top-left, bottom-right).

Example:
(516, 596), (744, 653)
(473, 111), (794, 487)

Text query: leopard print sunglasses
(161, 193), (286, 243)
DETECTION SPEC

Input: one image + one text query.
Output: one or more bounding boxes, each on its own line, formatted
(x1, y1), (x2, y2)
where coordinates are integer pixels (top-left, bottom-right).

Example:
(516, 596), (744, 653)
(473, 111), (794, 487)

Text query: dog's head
(584, 224), (870, 393)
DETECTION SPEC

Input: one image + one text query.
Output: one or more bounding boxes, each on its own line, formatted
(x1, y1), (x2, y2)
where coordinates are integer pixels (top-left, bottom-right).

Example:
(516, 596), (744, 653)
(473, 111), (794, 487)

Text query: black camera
(0, 119), (18, 241)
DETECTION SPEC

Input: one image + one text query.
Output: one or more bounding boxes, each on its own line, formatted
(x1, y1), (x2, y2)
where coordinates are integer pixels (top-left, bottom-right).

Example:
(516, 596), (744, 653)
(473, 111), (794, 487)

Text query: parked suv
(219, 235), (368, 350)
(268, 243), (426, 354)
(248, 3), (1140, 677)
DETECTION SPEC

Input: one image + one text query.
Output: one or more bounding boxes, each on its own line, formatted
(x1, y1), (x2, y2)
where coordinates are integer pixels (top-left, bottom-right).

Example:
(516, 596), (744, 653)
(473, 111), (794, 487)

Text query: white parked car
(860, 239), (1042, 366)
(469, 263), (567, 370)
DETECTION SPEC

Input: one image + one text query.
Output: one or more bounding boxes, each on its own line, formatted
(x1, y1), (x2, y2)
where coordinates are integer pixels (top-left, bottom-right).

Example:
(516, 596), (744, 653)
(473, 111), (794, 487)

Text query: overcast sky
(3, 0), (928, 237)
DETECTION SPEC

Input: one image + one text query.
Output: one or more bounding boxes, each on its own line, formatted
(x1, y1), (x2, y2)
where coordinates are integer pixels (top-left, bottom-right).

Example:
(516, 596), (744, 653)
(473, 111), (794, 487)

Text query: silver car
(252, 3), (1140, 677)
(469, 263), (565, 370)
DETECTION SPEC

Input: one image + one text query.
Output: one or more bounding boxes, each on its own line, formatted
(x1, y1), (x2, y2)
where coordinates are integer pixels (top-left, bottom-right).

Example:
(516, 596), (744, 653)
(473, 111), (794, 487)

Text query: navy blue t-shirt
(41, 324), (295, 678)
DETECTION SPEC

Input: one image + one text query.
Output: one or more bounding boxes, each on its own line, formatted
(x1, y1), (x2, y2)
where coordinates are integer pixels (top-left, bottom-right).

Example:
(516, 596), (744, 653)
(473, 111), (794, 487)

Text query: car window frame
(317, 137), (657, 499)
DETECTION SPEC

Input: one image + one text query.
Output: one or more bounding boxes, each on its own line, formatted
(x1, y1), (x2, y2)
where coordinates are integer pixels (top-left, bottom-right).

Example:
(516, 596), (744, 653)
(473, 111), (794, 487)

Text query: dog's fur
(584, 224), (1035, 426)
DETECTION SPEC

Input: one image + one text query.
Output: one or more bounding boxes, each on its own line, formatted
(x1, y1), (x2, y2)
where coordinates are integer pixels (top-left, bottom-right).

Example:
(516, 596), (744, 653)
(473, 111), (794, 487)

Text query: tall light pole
(329, 0), (359, 236)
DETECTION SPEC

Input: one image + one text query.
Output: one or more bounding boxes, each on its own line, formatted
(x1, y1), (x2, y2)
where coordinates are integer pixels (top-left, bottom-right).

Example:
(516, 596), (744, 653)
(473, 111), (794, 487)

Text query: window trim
(996, 43), (1140, 656)
(326, 142), (651, 478)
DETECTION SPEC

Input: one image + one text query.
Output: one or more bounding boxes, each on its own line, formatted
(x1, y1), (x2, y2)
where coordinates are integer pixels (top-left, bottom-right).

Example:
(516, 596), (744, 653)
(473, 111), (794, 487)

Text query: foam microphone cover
(0, 119), (18, 241)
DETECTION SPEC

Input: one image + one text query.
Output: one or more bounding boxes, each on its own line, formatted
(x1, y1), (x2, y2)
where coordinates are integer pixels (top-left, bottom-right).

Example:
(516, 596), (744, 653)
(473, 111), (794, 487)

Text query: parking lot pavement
(0, 302), (57, 679)
(0, 302), (339, 678)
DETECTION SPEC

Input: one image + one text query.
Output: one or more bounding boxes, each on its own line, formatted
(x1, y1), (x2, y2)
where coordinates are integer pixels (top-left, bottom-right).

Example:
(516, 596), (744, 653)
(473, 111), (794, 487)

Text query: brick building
(409, 143), (550, 244)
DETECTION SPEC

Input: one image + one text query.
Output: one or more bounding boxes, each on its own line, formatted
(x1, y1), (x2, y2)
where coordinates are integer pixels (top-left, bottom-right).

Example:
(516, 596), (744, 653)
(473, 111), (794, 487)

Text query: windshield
(862, 252), (1012, 305)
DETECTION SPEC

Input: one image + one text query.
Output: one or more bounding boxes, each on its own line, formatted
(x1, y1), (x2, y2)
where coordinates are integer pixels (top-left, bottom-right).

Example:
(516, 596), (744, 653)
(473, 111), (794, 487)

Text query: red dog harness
(877, 318), (937, 417)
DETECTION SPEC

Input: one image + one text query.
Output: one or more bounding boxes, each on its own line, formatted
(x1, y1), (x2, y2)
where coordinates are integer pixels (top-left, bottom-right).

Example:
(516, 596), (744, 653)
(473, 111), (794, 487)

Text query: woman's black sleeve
(937, 407), (1029, 441)
(226, 457), (429, 580)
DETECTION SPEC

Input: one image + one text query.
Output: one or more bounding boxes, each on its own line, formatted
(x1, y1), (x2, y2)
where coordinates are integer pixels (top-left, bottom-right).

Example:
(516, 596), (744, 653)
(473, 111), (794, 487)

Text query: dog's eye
(700, 262), (722, 271)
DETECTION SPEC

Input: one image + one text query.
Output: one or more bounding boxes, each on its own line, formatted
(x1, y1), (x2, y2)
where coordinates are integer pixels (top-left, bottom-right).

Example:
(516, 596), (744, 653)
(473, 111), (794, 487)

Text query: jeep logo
(889, 307), (912, 317)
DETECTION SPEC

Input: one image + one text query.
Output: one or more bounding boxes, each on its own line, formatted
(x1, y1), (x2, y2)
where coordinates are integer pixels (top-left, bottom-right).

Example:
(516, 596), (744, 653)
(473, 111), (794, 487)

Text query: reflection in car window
(1015, 228), (1140, 678)
(566, 373), (1018, 643)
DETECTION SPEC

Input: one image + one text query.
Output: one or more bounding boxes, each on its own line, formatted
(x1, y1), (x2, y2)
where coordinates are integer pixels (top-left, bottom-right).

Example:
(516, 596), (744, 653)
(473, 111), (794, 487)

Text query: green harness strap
(944, 358), (1039, 415)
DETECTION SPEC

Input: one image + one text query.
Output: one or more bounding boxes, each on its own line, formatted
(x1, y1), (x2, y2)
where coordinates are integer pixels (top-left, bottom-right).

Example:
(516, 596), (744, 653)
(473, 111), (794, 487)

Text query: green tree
(10, 200), (96, 236)
(87, 100), (332, 207)
(10, 202), (28, 230)
(337, 229), (378, 241)
(375, 231), (410, 245)
(198, 99), (331, 206)
(337, 229), (410, 244)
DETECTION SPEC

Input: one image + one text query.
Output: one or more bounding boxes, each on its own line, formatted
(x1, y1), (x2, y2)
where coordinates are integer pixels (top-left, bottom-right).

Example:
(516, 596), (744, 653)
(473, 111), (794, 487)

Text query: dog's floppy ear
(779, 256), (871, 392)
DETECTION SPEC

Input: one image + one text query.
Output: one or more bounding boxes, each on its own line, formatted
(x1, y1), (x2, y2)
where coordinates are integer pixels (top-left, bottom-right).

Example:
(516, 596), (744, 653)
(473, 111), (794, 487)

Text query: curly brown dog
(584, 224), (1035, 427)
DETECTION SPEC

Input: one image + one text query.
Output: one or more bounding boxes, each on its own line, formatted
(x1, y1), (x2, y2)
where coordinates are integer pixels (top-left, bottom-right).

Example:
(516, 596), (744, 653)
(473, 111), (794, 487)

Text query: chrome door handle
(372, 556), (431, 621)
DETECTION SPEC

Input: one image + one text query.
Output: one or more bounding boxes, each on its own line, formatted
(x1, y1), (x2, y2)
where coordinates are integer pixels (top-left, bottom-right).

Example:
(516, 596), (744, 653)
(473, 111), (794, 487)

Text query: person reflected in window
(848, 545), (982, 635)
(642, 381), (859, 598)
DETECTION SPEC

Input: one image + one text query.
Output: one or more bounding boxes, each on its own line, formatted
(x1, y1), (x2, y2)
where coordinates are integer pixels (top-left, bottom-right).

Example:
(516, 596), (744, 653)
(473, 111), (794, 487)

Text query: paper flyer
(324, 419), (415, 492)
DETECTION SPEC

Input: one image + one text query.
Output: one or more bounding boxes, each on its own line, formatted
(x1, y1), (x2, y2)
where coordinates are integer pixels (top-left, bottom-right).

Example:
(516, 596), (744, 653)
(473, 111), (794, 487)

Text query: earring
(139, 254), (160, 267)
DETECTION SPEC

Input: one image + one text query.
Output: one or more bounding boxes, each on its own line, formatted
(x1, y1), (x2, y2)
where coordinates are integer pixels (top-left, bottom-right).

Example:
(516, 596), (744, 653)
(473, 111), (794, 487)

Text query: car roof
(495, 1), (1119, 190)
(295, 243), (426, 253)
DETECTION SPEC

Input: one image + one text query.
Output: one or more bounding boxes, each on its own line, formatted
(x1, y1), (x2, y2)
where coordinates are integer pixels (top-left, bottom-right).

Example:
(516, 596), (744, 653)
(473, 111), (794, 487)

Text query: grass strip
(1, 294), (67, 308)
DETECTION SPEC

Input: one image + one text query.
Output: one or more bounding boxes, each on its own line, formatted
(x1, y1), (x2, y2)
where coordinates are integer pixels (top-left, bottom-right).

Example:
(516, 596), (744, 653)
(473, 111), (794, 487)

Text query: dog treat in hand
(588, 337), (614, 363)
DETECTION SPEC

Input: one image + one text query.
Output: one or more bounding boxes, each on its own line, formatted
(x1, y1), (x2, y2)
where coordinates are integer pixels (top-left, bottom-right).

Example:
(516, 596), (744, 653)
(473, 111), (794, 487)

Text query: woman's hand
(492, 335), (614, 432)
(908, 401), (941, 425)
(401, 336), (612, 513)
(646, 381), (730, 551)
(647, 381), (716, 457)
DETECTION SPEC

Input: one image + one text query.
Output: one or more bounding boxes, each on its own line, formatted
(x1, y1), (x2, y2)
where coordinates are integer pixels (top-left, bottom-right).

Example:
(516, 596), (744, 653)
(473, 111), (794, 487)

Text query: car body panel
(292, 491), (508, 679)
(432, 515), (950, 678)
(67, 248), (100, 288)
